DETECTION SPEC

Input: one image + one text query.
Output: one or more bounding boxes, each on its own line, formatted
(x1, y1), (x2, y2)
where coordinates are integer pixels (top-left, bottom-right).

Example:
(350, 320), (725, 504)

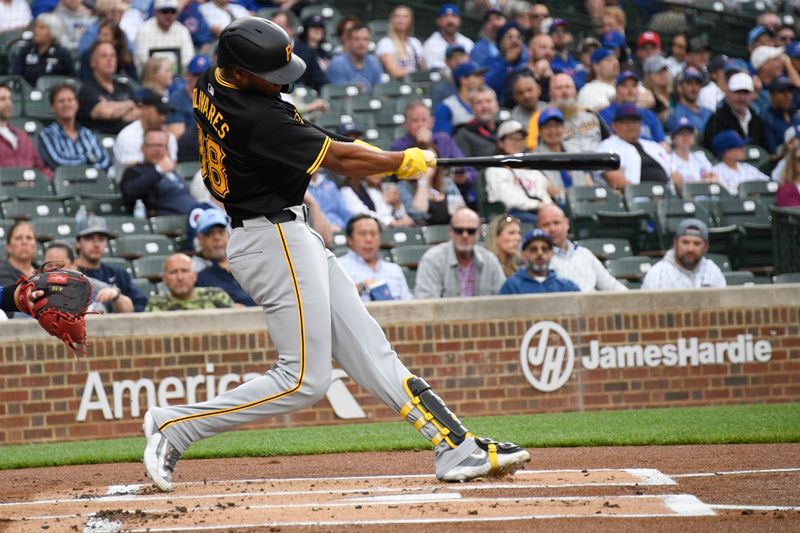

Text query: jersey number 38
(197, 126), (230, 198)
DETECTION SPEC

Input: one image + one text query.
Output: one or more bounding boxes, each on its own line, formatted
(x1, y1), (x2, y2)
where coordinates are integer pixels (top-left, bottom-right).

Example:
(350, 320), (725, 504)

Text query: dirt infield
(1, 443), (798, 532)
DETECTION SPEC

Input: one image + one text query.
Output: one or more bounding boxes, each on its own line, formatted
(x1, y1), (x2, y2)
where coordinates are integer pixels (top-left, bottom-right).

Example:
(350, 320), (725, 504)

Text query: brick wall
(1, 287), (798, 444)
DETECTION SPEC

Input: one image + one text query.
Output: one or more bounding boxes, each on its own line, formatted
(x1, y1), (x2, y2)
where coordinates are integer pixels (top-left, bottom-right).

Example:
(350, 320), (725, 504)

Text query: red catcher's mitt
(16, 269), (93, 355)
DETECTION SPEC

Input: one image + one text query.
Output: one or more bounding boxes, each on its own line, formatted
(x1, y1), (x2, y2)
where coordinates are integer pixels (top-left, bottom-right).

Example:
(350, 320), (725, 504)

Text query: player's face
(496, 220), (521, 256)
(163, 256), (197, 298)
(537, 207), (568, 248)
(51, 88), (79, 122)
(539, 120), (564, 147)
(674, 235), (707, 270)
(77, 233), (108, 263)
(198, 226), (228, 261)
(449, 210), (480, 254)
(6, 223), (37, 263)
(0, 87), (13, 121)
(522, 239), (552, 274)
(512, 77), (540, 110)
(347, 218), (381, 262)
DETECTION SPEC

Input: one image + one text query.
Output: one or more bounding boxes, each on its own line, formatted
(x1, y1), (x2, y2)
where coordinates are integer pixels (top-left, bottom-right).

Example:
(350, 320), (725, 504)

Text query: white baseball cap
(728, 72), (754, 92)
(750, 45), (784, 71)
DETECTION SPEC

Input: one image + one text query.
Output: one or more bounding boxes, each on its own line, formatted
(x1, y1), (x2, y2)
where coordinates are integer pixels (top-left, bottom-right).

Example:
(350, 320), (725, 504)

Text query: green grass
(2, 403), (798, 470)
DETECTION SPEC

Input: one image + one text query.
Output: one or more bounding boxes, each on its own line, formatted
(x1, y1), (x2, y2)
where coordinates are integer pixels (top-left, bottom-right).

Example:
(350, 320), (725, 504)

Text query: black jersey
(192, 67), (332, 218)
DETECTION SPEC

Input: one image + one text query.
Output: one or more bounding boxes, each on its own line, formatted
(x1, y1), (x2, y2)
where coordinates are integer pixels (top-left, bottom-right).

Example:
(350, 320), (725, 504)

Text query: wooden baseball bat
(434, 152), (621, 171)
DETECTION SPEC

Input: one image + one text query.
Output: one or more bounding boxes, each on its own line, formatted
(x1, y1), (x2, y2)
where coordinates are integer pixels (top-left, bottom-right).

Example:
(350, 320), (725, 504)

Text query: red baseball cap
(637, 31), (661, 48)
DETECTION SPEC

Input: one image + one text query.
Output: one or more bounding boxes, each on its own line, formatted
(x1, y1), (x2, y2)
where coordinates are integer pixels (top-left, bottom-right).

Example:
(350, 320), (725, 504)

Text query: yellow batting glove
(396, 148), (436, 180)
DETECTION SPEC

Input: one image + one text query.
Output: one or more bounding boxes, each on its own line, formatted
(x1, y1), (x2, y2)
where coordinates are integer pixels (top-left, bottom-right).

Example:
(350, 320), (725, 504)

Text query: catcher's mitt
(16, 268), (93, 355)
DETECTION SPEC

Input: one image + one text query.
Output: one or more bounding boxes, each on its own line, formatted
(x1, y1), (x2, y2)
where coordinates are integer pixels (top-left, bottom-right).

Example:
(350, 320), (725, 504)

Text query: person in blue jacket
(499, 229), (580, 295)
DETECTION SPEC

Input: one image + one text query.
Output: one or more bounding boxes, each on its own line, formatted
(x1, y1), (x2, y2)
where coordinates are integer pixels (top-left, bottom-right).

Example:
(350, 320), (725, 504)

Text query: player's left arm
(1, 283), (44, 314)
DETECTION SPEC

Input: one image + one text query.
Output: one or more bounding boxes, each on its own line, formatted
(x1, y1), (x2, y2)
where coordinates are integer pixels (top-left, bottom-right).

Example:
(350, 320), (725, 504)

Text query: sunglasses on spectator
(158, 8), (177, 14)
(451, 226), (479, 235)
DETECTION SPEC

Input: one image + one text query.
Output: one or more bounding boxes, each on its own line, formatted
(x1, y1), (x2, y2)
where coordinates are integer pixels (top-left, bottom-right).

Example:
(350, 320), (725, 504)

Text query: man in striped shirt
(38, 82), (111, 170)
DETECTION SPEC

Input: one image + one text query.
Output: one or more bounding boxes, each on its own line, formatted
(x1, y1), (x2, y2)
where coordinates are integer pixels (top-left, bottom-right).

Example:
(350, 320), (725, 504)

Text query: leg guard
(400, 376), (471, 449)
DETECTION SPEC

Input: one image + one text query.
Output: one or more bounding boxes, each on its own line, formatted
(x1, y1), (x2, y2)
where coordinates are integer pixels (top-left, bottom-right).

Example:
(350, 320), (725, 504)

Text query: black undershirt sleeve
(1, 283), (18, 313)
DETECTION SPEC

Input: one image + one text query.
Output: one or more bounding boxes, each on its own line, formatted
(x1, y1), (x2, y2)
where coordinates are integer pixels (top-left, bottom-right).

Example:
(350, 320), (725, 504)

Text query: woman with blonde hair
(777, 146), (800, 207)
(376, 5), (425, 79)
(139, 56), (175, 97)
(642, 56), (673, 122)
(484, 214), (522, 278)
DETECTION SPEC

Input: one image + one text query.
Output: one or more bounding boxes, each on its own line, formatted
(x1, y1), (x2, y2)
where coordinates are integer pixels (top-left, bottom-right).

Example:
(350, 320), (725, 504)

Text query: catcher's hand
(15, 268), (93, 355)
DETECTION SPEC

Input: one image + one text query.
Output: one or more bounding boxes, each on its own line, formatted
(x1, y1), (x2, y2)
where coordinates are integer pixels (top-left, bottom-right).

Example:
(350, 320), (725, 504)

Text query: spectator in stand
(199, 0), (249, 39)
(191, 209), (256, 307)
(771, 124), (800, 181)
(601, 30), (631, 68)
(549, 73), (609, 153)
(573, 36), (600, 90)
(120, 128), (195, 216)
(54, 0), (96, 53)
(376, 5), (425, 80)
(291, 14), (329, 91)
(526, 33), (555, 99)
(338, 214), (413, 302)
(710, 130), (770, 195)
(0, 0), (32, 33)
(576, 47), (620, 111)
(510, 1), (533, 41)
(485, 22), (527, 105)
(393, 100), (477, 210)
(666, 67), (712, 136)
(79, 20), (138, 81)
(535, 107), (591, 202)
(44, 240), (134, 313)
(113, 90), (177, 178)
(668, 117), (719, 193)
(484, 213), (521, 278)
(397, 146), (466, 226)
(763, 76), (800, 154)
(77, 41), (140, 134)
(146, 253), (233, 311)
(642, 219), (726, 290)
(74, 215), (147, 312)
(135, 0), (194, 72)
(38, 82), (112, 170)
(429, 44), (470, 108)
(537, 204), (627, 292)
(596, 104), (673, 190)
(333, 14), (360, 55)
(454, 86), (500, 158)
(11, 13), (74, 86)
(269, 10), (327, 94)
(777, 144), (800, 207)
(415, 207), (506, 299)
(432, 61), (486, 135)
(77, 0), (132, 56)
(485, 119), (553, 223)
(642, 55), (672, 122)
(0, 222), (37, 293)
(177, 0), (211, 52)
(138, 56), (175, 100)
(685, 35), (711, 74)
(665, 33), (688, 77)
(306, 169), (352, 234)
(548, 18), (578, 78)
(470, 8), (505, 67)
(341, 174), (415, 228)
(599, 70), (666, 144)
(509, 71), (542, 143)
(0, 83), (54, 178)
(788, 41), (800, 78)
(600, 5), (625, 36)
(703, 72), (767, 152)
(166, 54), (208, 140)
(327, 23), (383, 92)
(747, 25), (774, 56)
(750, 45), (800, 115)
(633, 31), (662, 80)
(529, 3), (549, 35)
(499, 229), (580, 295)
(698, 55), (731, 113)
(422, 3), (474, 74)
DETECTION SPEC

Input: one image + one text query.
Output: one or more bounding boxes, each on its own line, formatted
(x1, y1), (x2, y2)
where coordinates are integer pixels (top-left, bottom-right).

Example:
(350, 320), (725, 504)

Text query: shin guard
(400, 376), (471, 449)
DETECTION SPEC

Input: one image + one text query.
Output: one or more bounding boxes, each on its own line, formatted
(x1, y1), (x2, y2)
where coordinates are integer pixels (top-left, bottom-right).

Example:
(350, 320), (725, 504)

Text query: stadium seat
(681, 182), (733, 212)
(742, 144), (771, 174)
(149, 215), (187, 237)
(98, 135), (116, 151)
(402, 265), (416, 291)
(566, 185), (625, 240)
(593, 210), (649, 252)
(332, 245), (349, 257)
(390, 244), (430, 268)
(706, 224), (739, 260)
(2, 178), (54, 201)
(35, 75), (80, 93)
(132, 277), (159, 298)
(475, 171), (506, 221)
(22, 86), (54, 121)
(656, 198), (715, 243)
(175, 161), (200, 180)
(623, 182), (674, 208)
(330, 231), (347, 248)
(0, 167), (46, 184)
(348, 93), (383, 113)
(772, 272), (800, 284)
(421, 224), (451, 245)
(102, 256), (134, 276)
(367, 19), (390, 39)
(723, 271), (756, 286)
(0, 74), (29, 116)
(375, 107), (406, 127)
(299, 4), (342, 25)
(716, 197), (771, 228)
(706, 253), (732, 272)
(738, 180), (779, 203)
(0, 219), (13, 241)
(32, 217), (77, 242)
(53, 168), (116, 198)
(374, 80), (416, 99)
(9, 117), (43, 138)
(1, 199), (65, 219)
(103, 216), (152, 236)
(113, 234), (174, 260)
(321, 83), (362, 100)
(381, 226), (423, 248)
(576, 238), (632, 261)
(132, 255), (170, 281)
(67, 196), (129, 217)
(605, 256), (658, 282)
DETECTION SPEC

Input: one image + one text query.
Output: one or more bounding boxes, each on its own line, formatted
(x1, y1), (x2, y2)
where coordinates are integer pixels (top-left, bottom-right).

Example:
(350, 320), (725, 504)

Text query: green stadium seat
(605, 256), (658, 282)
(320, 83), (362, 100)
(375, 107), (406, 127)
(332, 245), (349, 257)
(594, 210), (649, 252)
(402, 265), (416, 291)
(348, 93), (383, 113)
(772, 272), (800, 284)
(374, 80), (416, 99)
(723, 271), (756, 286)
(132, 255), (170, 281)
(98, 134), (116, 152)
(381, 226), (423, 248)
(656, 198), (716, 243)
(113, 234), (174, 260)
(22, 86), (54, 121)
(132, 277), (159, 298)
(742, 144), (771, 173)
(421, 224), (451, 245)
(330, 231), (347, 248)
(32, 217), (77, 242)
(0, 167), (47, 184)
(390, 244), (431, 268)
(53, 168), (116, 198)
(67, 196), (129, 217)
(682, 182), (733, 210)
(738, 180), (779, 203)
(624, 182), (674, 208)
(367, 19), (390, 39)
(2, 178), (54, 201)
(149, 215), (187, 237)
(716, 197), (771, 228)
(706, 253), (732, 272)
(299, 4), (343, 25)
(9, 117), (43, 137)
(1, 199), (66, 219)
(707, 224), (739, 260)
(175, 161), (200, 180)
(102, 256), (134, 276)
(576, 238), (632, 261)
(0, 74), (30, 117)
(103, 216), (152, 236)
(0, 219), (13, 242)
(35, 75), (80, 93)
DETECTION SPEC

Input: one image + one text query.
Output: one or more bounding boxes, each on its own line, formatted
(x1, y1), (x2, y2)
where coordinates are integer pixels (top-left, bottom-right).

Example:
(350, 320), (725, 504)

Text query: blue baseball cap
(196, 209), (229, 234)
(187, 55), (210, 75)
(747, 25), (771, 45)
(601, 31), (626, 49)
(548, 18), (569, 33)
(437, 3), (460, 17)
(445, 44), (467, 59)
(787, 41), (800, 59)
(453, 61), (488, 85)
(591, 47), (614, 64)
(768, 76), (793, 92)
(712, 130), (749, 157)
(495, 21), (522, 45)
(336, 122), (364, 137)
(616, 70), (638, 84)
(522, 229), (553, 250)
(538, 107), (564, 126)
(613, 103), (642, 122)
(680, 66), (704, 82)
(668, 116), (697, 135)
(724, 58), (749, 74)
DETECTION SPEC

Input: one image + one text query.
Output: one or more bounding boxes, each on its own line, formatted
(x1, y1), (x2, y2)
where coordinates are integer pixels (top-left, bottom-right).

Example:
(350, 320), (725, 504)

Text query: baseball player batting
(142, 17), (530, 492)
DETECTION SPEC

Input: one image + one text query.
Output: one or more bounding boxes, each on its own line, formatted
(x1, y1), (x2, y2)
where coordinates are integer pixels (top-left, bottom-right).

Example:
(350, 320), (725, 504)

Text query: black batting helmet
(217, 17), (306, 84)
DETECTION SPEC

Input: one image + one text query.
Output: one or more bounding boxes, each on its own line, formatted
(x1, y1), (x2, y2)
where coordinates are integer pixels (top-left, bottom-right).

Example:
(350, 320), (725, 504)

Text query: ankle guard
(401, 376), (471, 449)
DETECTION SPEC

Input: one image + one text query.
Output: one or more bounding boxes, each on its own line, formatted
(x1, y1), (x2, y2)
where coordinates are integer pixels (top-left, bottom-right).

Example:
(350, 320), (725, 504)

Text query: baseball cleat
(438, 437), (531, 482)
(143, 410), (181, 492)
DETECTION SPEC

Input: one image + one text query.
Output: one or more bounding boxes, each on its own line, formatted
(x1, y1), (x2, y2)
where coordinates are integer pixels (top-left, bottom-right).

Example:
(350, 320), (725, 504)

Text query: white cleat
(142, 411), (181, 492)
(438, 437), (531, 482)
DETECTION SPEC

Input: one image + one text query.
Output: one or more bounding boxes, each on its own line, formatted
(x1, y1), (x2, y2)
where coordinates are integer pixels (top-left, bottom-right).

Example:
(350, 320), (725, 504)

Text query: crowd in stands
(2, 0), (800, 318)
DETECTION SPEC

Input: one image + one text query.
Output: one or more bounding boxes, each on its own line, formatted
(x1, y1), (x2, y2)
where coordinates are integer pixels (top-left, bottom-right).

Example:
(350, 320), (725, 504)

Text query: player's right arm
(322, 141), (434, 180)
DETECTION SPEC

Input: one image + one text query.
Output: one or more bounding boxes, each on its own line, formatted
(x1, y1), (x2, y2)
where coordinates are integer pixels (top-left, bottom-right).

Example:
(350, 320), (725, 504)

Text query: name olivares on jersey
(193, 87), (229, 139)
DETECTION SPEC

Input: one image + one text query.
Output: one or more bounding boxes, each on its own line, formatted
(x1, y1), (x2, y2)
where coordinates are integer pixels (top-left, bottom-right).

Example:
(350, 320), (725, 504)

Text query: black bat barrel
(436, 153), (621, 171)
